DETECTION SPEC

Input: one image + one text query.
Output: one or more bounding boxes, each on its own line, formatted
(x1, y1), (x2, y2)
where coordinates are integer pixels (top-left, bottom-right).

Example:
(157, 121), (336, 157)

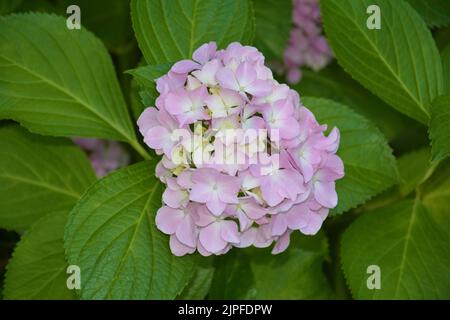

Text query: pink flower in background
(137, 41), (344, 256)
(73, 138), (130, 177)
(283, 0), (333, 83)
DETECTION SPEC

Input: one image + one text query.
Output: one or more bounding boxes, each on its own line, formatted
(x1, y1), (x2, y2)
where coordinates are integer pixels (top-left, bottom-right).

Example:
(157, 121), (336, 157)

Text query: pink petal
(155, 206), (184, 235)
(162, 188), (187, 208)
(192, 59), (221, 85)
(176, 215), (197, 247)
(246, 79), (273, 97)
(271, 231), (291, 254)
(236, 61), (257, 88)
(199, 222), (228, 253)
(171, 59), (200, 74)
(299, 212), (323, 235)
(271, 214), (288, 236)
(165, 90), (191, 115)
(169, 235), (196, 256)
(137, 107), (159, 136)
(314, 181), (337, 208)
(193, 42), (217, 64)
(190, 183), (212, 203)
(234, 227), (257, 248)
(216, 67), (240, 91)
(206, 195), (227, 216)
(220, 220), (240, 243)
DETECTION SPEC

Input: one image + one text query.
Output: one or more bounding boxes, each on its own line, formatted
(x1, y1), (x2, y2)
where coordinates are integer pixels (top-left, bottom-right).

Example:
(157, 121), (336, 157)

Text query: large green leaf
(3, 212), (75, 300)
(430, 95), (450, 163)
(253, 0), (292, 60)
(0, 124), (95, 231)
(64, 161), (195, 299)
(321, 0), (443, 124)
(442, 44), (450, 94)
(342, 196), (450, 299)
(297, 64), (427, 147)
(406, 0), (450, 28)
(131, 0), (255, 64)
(209, 233), (332, 299)
(0, 13), (136, 142)
(302, 97), (398, 214)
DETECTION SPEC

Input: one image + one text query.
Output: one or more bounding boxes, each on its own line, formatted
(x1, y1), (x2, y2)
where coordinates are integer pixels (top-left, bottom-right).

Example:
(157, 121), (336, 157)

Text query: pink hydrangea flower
(137, 41), (344, 256)
(283, 0), (333, 84)
(73, 138), (130, 177)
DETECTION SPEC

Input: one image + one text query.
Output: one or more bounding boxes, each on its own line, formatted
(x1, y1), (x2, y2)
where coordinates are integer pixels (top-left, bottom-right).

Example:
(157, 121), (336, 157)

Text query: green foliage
(3, 212), (75, 299)
(209, 233), (332, 299)
(397, 148), (430, 197)
(131, 0), (255, 64)
(442, 44), (450, 94)
(64, 161), (195, 299)
(298, 64), (428, 148)
(321, 0), (443, 124)
(406, 0), (450, 28)
(0, 13), (136, 143)
(302, 98), (398, 214)
(0, 0), (449, 301)
(0, 124), (95, 231)
(177, 257), (215, 299)
(253, 0), (292, 60)
(342, 195), (450, 299)
(430, 95), (450, 163)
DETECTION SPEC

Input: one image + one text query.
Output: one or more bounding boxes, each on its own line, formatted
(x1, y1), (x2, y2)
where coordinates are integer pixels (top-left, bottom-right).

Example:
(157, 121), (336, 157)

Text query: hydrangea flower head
(138, 42), (344, 256)
(283, 0), (333, 83)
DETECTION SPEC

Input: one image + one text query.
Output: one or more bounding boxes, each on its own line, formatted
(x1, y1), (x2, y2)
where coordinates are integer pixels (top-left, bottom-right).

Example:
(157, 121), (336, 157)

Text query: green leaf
(342, 197), (450, 299)
(64, 161), (195, 299)
(209, 233), (332, 299)
(253, 0), (292, 60)
(0, 124), (96, 231)
(127, 63), (173, 119)
(131, 0), (255, 64)
(397, 148), (430, 196)
(3, 211), (75, 300)
(302, 97), (398, 214)
(0, 13), (136, 142)
(127, 63), (173, 89)
(406, 0), (450, 28)
(177, 257), (215, 299)
(297, 64), (427, 145)
(321, 0), (443, 124)
(129, 78), (146, 121)
(442, 44), (450, 94)
(430, 95), (450, 163)
(0, 0), (22, 14)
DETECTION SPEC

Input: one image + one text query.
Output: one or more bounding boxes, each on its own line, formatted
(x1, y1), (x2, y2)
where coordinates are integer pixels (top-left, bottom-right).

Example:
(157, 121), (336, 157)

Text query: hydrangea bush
(0, 0), (449, 301)
(137, 42), (343, 256)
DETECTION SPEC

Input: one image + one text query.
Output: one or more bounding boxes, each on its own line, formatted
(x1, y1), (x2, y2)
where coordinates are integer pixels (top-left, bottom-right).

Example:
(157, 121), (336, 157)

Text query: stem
(129, 140), (151, 160)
